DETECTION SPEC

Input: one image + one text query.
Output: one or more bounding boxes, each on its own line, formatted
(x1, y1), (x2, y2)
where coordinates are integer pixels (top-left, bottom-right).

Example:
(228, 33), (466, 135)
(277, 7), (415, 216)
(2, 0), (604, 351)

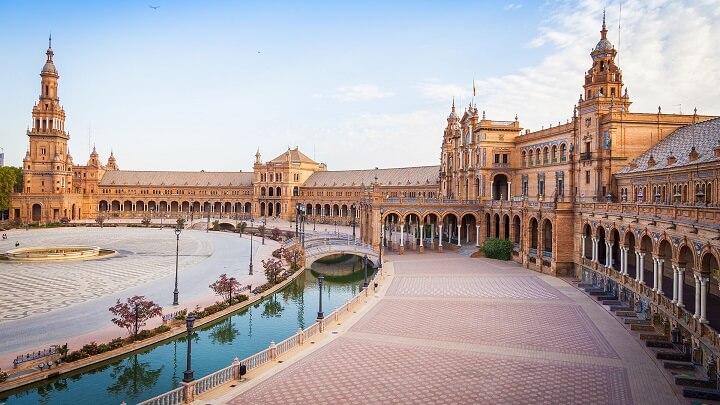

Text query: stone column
(475, 225), (481, 247)
(677, 268), (685, 308)
(508, 182), (512, 200)
(671, 265), (678, 304)
(399, 222), (405, 255)
(419, 223), (424, 253)
(430, 223), (435, 250)
(581, 235), (586, 259)
(652, 257), (658, 292)
(490, 181), (494, 200)
(457, 224), (461, 247)
(700, 277), (709, 323)
(591, 238), (598, 263)
(657, 258), (664, 295)
(694, 274), (701, 319)
(438, 224), (443, 252)
(606, 242), (612, 268)
(466, 223), (470, 243)
(621, 247), (628, 275)
(638, 253), (645, 284)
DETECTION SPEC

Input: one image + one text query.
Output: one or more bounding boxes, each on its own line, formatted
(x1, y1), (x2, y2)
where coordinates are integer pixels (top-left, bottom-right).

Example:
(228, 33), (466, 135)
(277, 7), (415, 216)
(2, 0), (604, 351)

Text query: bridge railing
(135, 270), (381, 405)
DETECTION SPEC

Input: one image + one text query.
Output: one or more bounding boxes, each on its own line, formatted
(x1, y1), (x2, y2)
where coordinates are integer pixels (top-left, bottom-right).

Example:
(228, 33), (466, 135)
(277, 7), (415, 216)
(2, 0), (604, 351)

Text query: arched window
(536, 148), (541, 165)
(543, 147), (549, 164)
(276, 187), (281, 197)
(521, 151), (527, 167)
(560, 144), (567, 162)
(528, 150), (534, 166)
(551, 146), (557, 163)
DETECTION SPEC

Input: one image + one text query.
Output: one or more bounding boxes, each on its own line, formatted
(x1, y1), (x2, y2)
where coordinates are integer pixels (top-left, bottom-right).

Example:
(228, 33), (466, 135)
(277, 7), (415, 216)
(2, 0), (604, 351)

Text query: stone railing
(581, 262), (720, 359)
(136, 271), (381, 405)
(577, 202), (720, 229)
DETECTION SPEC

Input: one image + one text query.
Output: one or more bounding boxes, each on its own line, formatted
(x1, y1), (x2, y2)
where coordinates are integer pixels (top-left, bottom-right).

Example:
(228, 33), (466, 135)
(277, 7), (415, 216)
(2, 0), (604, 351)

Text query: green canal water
(1, 263), (374, 405)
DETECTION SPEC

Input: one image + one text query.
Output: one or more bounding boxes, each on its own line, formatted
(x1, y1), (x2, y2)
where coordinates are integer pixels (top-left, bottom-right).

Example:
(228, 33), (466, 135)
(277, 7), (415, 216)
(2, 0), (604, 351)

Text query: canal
(1, 260), (374, 405)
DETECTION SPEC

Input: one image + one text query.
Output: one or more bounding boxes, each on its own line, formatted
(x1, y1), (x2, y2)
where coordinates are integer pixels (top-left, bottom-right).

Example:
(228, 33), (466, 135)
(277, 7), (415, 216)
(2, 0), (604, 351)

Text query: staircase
(576, 282), (720, 402)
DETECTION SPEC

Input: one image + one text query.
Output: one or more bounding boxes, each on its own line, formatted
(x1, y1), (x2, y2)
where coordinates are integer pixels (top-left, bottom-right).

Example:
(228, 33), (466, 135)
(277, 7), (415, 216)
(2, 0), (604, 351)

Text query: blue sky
(1, 0), (719, 171)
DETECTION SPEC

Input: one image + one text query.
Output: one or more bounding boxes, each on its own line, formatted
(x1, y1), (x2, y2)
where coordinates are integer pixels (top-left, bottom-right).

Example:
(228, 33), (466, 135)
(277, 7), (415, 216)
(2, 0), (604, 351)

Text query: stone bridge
(285, 233), (379, 268)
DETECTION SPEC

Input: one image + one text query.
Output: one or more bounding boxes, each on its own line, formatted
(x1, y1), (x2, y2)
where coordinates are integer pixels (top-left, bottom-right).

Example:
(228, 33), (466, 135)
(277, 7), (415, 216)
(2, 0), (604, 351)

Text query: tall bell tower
(24, 36), (73, 195)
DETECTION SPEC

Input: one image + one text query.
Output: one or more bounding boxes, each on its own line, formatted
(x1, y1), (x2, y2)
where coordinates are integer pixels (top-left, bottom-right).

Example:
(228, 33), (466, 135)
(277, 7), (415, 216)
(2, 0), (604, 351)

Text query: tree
(0, 166), (21, 216)
(209, 273), (242, 307)
(176, 217), (185, 228)
(109, 296), (163, 341)
(283, 248), (303, 270)
(271, 227), (281, 240)
(238, 221), (247, 235)
(95, 215), (105, 228)
(212, 220), (220, 231)
(284, 230), (294, 240)
(262, 257), (284, 284)
(141, 216), (151, 227)
(258, 224), (266, 244)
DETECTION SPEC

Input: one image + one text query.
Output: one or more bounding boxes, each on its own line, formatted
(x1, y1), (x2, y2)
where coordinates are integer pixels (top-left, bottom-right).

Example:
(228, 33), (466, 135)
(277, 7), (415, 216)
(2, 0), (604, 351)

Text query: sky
(1, 0), (719, 172)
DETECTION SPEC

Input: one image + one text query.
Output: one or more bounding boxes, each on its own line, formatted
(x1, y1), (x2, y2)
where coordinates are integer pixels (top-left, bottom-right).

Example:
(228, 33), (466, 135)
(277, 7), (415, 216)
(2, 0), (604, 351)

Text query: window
(551, 146), (557, 162)
(521, 151), (526, 167)
(494, 154), (500, 164)
(585, 171), (590, 184)
(560, 144), (567, 162)
(502, 154), (508, 164)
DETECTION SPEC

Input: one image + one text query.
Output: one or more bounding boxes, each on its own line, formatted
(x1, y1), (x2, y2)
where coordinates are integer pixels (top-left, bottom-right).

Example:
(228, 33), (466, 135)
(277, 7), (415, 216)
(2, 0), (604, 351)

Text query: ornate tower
(23, 37), (72, 195)
(575, 12), (631, 200)
(440, 100), (461, 198)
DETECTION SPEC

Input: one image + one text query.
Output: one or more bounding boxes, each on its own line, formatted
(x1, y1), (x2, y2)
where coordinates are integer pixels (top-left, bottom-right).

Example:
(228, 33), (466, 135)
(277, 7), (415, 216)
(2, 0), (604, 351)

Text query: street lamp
(317, 276), (324, 320)
(173, 228), (181, 306)
(261, 218), (266, 245)
(313, 217), (316, 231)
(295, 203), (301, 237)
(182, 314), (196, 383)
(334, 220), (337, 235)
(351, 203), (356, 241)
(379, 208), (384, 270)
(249, 218), (254, 275)
(363, 254), (368, 288)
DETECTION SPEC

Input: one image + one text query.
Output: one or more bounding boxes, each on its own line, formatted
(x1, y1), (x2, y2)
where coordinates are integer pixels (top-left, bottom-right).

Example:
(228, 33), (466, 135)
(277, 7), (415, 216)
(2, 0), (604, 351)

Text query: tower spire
(601, 9), (608, 39)
(49, 33), (52, 49)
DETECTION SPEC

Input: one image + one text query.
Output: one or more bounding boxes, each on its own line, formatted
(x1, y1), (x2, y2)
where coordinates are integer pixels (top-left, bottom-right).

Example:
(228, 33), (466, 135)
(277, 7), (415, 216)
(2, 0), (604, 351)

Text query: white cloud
(333, 84), (395, 102)
(505, 3), (523, 10)
(473, 0), (720, 133)
(418, 82), (471, 101)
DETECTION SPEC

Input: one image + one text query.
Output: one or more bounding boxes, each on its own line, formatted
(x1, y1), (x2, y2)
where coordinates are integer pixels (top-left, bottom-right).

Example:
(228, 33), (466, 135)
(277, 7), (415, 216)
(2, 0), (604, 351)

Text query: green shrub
(65, 350), (89, 362)
(80, 342), (100, 356)
(137, 330), (154, 340)
(0, 369), (7, 383)
(480, 238), (513, 260)
(109, 338), (124, 350)
(97, 343), (111, 353)
(154, 325), (171, 334)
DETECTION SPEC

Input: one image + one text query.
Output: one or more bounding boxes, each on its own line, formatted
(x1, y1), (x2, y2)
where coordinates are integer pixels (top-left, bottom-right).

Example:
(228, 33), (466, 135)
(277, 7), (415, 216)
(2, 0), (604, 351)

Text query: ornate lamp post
(229, 276), (236, 306)
(363, 254), (368, 288)
(295, 203), (301, 237)
(173, 228), (181, 305)
(182, 314), (196, 383)
(379, 208), (384, 271)
(351, 203), (356, 241)
(249, 218), (254, 275)
(317, 276), (324, 320)
(261, 218), (266, 245)
(206, 203), (211, 233)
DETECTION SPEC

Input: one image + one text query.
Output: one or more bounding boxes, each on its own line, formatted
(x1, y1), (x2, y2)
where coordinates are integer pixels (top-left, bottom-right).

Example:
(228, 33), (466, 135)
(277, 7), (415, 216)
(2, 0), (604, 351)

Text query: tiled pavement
(223, 253), (681, 404)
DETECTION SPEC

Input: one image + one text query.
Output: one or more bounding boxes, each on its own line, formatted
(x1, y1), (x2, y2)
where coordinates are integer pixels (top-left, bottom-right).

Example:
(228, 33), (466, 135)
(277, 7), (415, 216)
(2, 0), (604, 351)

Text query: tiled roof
(99, 171), (253, 187)
(303, 166), (440, 187)
(619, 117), (720, 174)
(269, 148), (318, 164)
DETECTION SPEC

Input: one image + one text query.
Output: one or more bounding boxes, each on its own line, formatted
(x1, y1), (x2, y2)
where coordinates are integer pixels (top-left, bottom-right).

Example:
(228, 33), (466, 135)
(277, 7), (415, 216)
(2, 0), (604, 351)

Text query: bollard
(268, 341), (277, 360)
(298, 328), (304, 345)
(232, 357), (241, 380)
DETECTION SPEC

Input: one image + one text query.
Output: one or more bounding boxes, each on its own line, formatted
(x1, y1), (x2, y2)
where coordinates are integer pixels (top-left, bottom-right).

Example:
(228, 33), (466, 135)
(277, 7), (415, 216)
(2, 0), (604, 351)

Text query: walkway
(214, 252), (681, 404)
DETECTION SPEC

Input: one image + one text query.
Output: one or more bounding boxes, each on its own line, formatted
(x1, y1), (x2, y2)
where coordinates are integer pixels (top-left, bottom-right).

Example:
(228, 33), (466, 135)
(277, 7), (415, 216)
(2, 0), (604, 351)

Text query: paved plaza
(217, 253), (682, 404)
(0, 225), (277, 370)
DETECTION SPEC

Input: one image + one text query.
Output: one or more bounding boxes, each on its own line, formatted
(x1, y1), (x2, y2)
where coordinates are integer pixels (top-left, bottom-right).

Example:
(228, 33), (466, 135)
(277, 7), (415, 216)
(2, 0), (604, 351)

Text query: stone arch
(111, 200), (121, 211)
(260, 202), (266, 217)
(609, 227), (621, 271)
(268, 187), (274, 197)
(493, 213), (500, 238)
(492, 174), (509, 200)
(275, 202), (281, 216)
(657, 239), (673, 296)
(261, 187), (266, 196)
(503, 214), (510, 241)
(541, 218), (553, 256)
(678, 244), (696, 310)
(512, 215), (521, 246)
(123, 200), (133, 212)
(485, 213), (491, 238)
(31, 203), (42, 222)
(529, 217), (539, 254)
(443, 212), (459, 244)
(597, 226), (607, 265)
(460, 212), (477, 244)
(171, 201), (180, 213)
(276, 187), (281, 197)
(701, 249), (719, 276)
(244, 202), (252, 215)
(99, 200), (109, 212)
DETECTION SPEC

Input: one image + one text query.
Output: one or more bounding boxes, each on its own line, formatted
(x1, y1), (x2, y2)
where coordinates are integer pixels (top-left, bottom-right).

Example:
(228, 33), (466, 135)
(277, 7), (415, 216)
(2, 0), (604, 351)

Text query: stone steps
(595, 295), (617, 301)
(675, 376), (716, 389)
(664, 360), (695, 371)
(656, 351), (692, 362)
(615, 310), (637, 317)
(577, 282), (594, 288)
(630, 324), (656, 332)
(683, 387), (720, 401)
(647, 340), (675, 349)
(601, 299), (622, 306)
(624, 318), (650, 325)
(641, 333), (669, 341)
(588, 290), (607, 296)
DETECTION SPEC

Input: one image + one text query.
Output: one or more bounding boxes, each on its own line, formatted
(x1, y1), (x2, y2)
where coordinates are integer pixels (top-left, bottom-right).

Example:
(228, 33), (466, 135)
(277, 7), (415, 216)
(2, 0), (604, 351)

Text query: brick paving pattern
(231, 337), (632, 405)
(386, 275), (564, 300)
(352, 300), (618, 358)
(226, 254), (682, 404)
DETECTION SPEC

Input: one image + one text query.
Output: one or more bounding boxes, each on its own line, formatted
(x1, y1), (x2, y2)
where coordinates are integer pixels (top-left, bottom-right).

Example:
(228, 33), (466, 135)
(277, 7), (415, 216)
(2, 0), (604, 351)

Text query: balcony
(580, 152), (592, 160)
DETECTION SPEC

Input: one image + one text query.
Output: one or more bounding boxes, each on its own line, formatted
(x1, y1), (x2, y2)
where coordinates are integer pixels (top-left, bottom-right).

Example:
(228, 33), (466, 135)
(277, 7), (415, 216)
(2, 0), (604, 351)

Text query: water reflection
(209, 318), (241, 345)
(106, 355), (163, 397)
(261, 296), (284, 318)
